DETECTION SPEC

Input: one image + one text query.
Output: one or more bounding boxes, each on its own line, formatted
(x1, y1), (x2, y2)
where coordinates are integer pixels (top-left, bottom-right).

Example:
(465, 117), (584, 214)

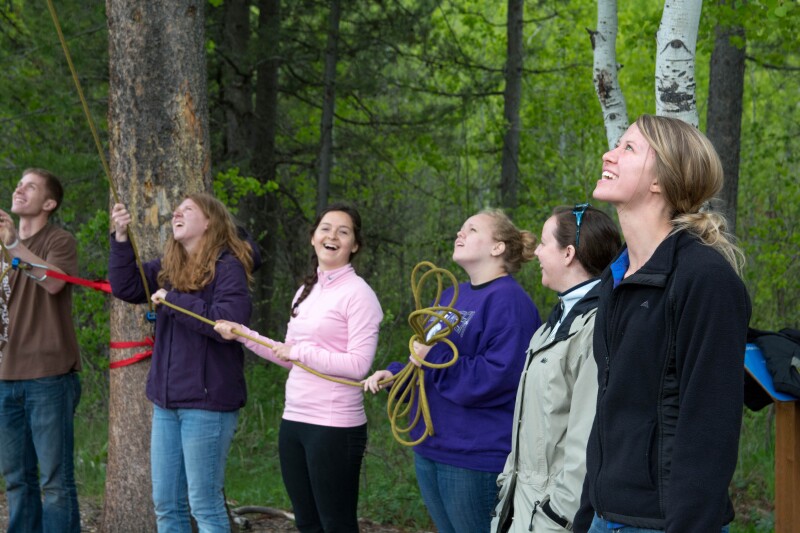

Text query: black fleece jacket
(574, 231), (751, 533)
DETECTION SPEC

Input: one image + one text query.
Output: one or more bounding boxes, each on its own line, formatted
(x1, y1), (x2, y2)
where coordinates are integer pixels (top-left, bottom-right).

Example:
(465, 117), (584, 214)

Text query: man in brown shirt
(0, 168), (81, 533)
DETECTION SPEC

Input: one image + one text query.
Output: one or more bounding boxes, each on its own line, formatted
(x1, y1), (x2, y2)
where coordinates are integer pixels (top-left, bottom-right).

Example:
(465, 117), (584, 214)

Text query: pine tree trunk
(222, 0), (253, 162)
(706, 9), (745, 232)
(655, 0), (703, 126)
(102, 1), (210, 530)
(317, 0), (341, 215)
(591, 0), (628, 148)
(249, 0), (282, 332)
(500, 0), (523, 211)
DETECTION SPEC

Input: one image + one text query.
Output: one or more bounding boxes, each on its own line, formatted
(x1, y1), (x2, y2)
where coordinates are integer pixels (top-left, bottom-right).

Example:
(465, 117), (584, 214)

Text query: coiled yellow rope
(385, 261), (461, 446)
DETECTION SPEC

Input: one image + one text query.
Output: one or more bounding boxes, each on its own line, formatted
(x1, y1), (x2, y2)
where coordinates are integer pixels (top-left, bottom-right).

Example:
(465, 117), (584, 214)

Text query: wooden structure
(745, 344), (799, 532)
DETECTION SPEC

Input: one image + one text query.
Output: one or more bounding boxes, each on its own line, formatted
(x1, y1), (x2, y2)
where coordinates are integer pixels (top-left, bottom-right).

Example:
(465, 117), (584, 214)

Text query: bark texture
(500, 0), (523, 210)
(706, 16), (745, 232)
(655, 0), (702, 126)
(591, 0), (628, 148)
(103, 1), (210, 530)
(222, 0), (254, 162)
(317, 0), (341, 214)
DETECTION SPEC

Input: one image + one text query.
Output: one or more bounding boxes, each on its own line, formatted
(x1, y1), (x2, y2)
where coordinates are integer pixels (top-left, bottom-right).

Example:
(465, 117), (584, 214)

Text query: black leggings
(279, 419), (367, 533)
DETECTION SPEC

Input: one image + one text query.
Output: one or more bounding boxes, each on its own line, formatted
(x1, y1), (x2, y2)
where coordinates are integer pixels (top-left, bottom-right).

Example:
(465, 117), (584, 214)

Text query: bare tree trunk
(103, 1), (210, 530)
(500, 0), (523, 211)
(222, 0), (253, 163)
(591, 0), (628, 148)
(706, 5), (745, 231)
(655, 0), (703, 126)
(317, 0), (341, 215)
(249, 0), (282, 331)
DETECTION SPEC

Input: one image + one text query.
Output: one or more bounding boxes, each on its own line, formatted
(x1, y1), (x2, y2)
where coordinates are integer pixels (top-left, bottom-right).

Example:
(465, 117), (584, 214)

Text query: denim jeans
(414, 453), (498, 533)
(588, 514), (731, 532)
(151, 405), (239, 533)
(0, 373), (81, 533)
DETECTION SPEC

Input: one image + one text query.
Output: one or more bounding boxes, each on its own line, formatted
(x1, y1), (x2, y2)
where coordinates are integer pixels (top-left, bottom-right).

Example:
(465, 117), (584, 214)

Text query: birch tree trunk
(317, 0), (341, 215)
(591, 0), (628, 148)
(103, 1), (210, 530)
(500, 0), (523, 210)
(655, 0), (703, 126)
(706, 8), (745, 231)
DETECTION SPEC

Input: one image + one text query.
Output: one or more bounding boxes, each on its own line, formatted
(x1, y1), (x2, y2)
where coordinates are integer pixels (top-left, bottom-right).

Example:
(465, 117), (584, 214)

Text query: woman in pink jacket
(215, 203), (382, 533)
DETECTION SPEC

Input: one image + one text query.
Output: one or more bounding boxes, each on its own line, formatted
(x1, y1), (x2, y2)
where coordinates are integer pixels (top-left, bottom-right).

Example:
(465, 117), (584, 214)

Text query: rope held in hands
(38, 4), (462, 445)
(45, 0), (153, 313)
(160, 261), (462, 446)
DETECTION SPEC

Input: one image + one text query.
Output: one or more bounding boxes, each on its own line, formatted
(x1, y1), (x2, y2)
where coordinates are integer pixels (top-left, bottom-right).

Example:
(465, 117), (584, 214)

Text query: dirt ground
(0, 492), (430, 532)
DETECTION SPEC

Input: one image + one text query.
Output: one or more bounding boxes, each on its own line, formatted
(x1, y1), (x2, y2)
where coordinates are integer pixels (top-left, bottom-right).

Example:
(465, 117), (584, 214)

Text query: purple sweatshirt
(109, 237), (252, 411)
(388, 275), (540, 472)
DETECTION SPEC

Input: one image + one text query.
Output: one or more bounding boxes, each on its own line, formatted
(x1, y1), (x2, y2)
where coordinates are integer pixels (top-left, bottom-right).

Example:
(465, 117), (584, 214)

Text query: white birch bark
(592, 0), (628, 149)
(655, 0), (703, 126)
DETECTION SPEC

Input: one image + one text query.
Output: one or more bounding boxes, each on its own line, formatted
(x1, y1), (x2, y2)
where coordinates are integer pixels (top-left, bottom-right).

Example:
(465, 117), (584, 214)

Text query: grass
(72, 357), (777, 532)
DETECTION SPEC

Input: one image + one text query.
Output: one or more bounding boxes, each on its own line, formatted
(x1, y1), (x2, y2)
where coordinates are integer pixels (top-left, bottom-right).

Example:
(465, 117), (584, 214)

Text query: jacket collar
(551, 280), (601, 342)
(317, 263), (355, 288)
(610, 230), (693, 289)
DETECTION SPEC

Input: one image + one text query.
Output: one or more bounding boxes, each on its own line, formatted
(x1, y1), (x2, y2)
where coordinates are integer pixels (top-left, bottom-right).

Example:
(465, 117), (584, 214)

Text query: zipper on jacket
(528, 500), (540, 531)
(595, 282), (622, 516)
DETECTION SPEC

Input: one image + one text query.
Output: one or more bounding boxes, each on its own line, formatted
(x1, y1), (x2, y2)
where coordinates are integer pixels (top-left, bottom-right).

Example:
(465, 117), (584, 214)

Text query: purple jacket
(109, 237), (251, 411)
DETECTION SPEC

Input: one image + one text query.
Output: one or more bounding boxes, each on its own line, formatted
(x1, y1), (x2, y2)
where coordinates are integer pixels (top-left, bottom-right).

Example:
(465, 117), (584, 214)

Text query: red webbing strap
(45, 270), (112, 293)
(109, 337), (154, 369)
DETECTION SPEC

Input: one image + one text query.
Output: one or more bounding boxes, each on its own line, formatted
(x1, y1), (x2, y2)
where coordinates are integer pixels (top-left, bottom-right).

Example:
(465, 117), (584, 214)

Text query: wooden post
(775, 400), (800, 533)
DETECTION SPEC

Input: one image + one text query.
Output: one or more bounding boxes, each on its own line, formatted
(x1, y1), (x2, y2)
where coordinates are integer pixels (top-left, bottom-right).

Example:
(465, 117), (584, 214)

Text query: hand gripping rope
(150, 261), (461, 447)
(42, 2), (461, 444)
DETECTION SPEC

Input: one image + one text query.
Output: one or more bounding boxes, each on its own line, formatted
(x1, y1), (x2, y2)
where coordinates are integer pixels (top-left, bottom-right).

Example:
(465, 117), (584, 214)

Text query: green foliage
(4, 0), (799, 528)
(213, 167), (278, 214)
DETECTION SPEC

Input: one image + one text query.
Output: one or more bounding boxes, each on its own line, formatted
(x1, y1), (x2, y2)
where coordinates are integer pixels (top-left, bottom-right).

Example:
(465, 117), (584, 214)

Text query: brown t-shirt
(0, 224), (81, 379)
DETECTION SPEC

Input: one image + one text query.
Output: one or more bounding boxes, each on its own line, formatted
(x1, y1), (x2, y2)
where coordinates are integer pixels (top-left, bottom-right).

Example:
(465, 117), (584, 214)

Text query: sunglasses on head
(572, 203), (590, 249)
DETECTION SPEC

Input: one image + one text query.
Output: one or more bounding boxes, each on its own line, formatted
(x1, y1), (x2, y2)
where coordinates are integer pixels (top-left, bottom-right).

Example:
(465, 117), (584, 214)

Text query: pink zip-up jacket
(238, 263), (382, 427)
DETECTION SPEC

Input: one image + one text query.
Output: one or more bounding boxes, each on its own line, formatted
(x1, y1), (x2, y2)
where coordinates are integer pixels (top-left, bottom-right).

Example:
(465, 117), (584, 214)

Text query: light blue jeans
(151, 405), (239, 533)
(414, 453), (498, 533)
(588, 514), (730, 532)
(0, 373), (81, 533)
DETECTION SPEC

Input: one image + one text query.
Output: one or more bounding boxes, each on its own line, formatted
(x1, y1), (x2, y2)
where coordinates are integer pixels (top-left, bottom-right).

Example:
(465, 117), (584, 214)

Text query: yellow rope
(45, 0), (154, 312)
(156, 298), (363, 387)
(158, 261), (461, 446)
(0, 242), (12, 286)
(385, 261), (461, 446)
(44, 1), (461, 448)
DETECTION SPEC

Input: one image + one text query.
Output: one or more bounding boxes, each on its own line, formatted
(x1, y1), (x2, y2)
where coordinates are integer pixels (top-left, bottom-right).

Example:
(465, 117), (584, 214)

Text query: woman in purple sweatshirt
(215, 203), (382, 533)
(109, 193), (253, 533)
(364, 209), (541, 533)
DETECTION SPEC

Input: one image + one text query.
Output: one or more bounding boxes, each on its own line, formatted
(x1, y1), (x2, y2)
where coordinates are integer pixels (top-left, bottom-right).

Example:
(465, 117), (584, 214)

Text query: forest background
(0, 0), (798, 531)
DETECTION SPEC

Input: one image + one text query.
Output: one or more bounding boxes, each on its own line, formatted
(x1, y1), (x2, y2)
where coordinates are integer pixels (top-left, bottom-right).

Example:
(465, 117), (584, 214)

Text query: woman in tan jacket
(491, 205), (620, 533)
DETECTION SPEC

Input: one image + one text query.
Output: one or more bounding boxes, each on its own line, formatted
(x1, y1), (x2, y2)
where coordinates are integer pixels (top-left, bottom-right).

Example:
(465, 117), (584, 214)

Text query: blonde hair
(635, 115), (744, 274)
(158, 193), (254, 291)
(480, 208), (536, 274)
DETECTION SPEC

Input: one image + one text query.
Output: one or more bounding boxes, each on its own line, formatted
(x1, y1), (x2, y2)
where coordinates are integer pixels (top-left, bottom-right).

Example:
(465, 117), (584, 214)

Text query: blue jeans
(0, 373), (81, 533)
(151, 405), (239, 533)
(588, 514), (730, 532)
(414, 453), (498, 533)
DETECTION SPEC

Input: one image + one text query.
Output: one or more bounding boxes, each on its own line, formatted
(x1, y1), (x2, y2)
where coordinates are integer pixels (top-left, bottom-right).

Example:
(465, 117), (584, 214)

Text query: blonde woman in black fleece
(574, 115), (751, 533)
